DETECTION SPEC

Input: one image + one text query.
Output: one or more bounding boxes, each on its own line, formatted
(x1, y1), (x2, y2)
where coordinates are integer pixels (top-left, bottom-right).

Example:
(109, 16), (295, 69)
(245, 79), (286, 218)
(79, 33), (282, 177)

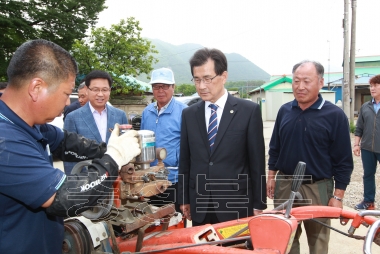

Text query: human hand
(105, 124), (141, 169)
(254, 209), (263, 216)
(353, 145), (361, 157)
(266, 177), (276, 199)
(328, 196), (343, 209)
(180, 204), (191, 221)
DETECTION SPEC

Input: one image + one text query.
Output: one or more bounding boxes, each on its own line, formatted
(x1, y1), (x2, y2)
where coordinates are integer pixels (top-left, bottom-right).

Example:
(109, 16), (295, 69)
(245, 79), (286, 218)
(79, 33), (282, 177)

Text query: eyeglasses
(88, 87), (111, 94)
(152, 84), (171, 90)
(191, 75), (218, 85)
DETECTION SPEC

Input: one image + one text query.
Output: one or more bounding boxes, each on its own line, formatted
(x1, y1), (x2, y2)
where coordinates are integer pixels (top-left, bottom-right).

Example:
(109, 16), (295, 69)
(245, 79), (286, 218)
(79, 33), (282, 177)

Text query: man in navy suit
(64, 70), (128, 174)
(177, 48), (267, 226)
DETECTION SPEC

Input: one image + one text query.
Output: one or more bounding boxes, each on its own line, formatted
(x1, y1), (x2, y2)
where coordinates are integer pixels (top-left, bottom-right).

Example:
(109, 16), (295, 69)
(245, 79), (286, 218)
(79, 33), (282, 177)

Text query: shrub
(350, 122), (356, 133)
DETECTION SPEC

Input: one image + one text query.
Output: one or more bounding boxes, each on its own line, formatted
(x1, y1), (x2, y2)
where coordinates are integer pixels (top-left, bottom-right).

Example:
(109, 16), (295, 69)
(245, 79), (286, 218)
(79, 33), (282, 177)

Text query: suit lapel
(106, 105), (114, 142)
(82, 104), (102, 143)
(212, 94), (237, 155)
(195, 101), (210, 155)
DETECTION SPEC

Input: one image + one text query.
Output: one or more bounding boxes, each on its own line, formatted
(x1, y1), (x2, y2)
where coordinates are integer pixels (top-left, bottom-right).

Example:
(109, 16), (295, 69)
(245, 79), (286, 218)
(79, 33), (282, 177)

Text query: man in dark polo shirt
(0, 39), (141, 254)
(266, 60), (353, 254)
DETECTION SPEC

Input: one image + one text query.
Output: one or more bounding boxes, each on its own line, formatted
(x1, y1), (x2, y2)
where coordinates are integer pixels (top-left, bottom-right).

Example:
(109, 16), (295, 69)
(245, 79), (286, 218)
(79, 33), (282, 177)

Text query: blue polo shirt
(141, 98), (187, 183)
(268, 94), (353, 190)
(0, 100), (67, 254)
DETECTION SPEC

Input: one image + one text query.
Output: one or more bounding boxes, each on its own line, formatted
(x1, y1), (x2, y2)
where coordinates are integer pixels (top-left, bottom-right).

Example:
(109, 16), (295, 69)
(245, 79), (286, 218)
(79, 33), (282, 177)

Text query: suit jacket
(63, 100), (81, 120)
(63, 103), (128, 174)
(178, 94), (267, 223)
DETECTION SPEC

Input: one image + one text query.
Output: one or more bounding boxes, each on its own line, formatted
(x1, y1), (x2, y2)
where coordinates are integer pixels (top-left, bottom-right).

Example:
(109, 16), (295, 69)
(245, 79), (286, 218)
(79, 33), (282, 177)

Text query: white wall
(266, 92), (288, 121)
(256, 91), (336, 121)
(322, 92), (336, 105)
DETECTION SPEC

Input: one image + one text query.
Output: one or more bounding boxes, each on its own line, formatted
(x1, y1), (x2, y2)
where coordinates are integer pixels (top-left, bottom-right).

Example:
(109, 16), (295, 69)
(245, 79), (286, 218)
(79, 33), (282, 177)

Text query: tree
(175, 84), (197, 96)
(0, 0), (107, 80)
(71, 18), (158, 95)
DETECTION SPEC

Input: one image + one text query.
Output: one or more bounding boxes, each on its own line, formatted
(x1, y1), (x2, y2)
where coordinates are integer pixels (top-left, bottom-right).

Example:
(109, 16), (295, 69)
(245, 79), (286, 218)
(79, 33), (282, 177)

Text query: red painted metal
(113, 206), (380, 254)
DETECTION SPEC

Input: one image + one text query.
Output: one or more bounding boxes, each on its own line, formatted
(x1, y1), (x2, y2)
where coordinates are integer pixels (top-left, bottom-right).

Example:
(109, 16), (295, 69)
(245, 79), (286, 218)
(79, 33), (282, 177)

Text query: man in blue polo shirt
(0, 39), (141, 254)
(266, 60), (353, 254)
(141, 68), (187, 211)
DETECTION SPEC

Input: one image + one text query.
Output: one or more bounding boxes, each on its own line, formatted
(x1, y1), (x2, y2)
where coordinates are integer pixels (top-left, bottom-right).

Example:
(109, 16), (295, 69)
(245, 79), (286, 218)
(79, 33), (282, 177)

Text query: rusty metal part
(120, 163), (135, 176)
(109, 204), (175, 234)
(136, 223), (153, 252)
(129, 180), (171, 197)
(120, 165), (165, 184)
(160, 215), (170, 231)
(107, 221), (121, 254)
(120, 179), (171, 198)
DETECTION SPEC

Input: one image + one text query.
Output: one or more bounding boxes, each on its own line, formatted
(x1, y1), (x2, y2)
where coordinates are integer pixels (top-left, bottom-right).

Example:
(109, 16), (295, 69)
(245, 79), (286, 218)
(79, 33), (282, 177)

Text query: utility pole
(349, 0), (357, 124)
(327, 40), (331, 90)
(343, 0), (350, 119)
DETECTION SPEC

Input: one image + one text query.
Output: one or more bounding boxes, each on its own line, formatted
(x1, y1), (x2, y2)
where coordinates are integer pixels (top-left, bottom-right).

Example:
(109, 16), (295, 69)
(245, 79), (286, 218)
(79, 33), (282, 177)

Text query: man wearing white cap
(141, 67), (187, 212)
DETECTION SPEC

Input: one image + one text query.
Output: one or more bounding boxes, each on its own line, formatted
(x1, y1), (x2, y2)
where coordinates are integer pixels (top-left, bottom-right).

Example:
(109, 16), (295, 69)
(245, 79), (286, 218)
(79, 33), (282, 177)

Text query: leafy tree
(0, 0), (107, 80)
(71, 18), (158, 96)
(175, 84), (197, 96)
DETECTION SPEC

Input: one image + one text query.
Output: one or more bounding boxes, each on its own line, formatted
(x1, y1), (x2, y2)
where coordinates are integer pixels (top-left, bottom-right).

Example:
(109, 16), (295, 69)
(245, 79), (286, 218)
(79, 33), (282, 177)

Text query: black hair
(84, 70), (113, 88)
(189, 48), (227, 76)
(7, 39), (78, 90)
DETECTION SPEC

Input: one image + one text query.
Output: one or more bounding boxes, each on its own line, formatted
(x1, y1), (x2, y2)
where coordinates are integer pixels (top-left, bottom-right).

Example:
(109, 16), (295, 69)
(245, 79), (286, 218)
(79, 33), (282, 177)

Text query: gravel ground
(343, 133), (380, 209)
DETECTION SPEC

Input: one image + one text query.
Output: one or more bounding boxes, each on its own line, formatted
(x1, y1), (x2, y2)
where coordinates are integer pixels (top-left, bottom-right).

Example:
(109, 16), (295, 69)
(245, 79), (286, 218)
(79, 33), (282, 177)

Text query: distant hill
(139, 39), (270, 84)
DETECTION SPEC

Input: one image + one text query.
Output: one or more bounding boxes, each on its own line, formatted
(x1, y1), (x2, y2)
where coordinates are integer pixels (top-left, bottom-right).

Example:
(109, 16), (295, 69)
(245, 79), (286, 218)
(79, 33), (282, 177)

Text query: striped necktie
(208, 104), (218, 151)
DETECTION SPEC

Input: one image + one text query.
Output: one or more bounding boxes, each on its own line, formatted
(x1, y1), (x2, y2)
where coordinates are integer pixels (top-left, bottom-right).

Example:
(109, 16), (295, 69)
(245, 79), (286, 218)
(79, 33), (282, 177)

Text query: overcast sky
(96, 0), (380, 77)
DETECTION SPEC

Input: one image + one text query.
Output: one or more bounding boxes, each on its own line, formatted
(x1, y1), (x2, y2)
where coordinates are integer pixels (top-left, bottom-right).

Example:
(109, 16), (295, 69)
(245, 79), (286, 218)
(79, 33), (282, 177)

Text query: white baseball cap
(149, 68), (175, 85)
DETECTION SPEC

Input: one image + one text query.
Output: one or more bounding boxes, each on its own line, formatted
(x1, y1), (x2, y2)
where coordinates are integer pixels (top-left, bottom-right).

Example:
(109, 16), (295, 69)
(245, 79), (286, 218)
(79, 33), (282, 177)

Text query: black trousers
(192, 201), (220, 227)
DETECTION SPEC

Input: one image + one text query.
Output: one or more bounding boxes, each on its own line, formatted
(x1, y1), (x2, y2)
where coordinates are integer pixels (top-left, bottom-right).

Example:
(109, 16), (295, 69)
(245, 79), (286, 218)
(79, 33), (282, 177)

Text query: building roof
(249, 76), (292, 93)
(120, 75), (152, 93)
(250, 56), (380, 94)
(355, 55), (380, 63)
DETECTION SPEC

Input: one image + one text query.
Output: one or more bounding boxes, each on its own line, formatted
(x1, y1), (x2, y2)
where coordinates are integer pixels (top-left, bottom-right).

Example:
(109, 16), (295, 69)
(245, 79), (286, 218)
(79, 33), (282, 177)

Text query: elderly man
(266, 60), (353, 254)
(63, 82), (89, 120)
(141, 68), (187, 211)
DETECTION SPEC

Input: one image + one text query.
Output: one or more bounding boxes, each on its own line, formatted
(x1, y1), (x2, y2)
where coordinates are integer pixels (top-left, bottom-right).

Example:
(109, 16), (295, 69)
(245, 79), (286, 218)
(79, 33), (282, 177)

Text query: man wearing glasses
(178, 48), (267, 226)
(63, 70), (128, 174)
(141, 68), (187, 212)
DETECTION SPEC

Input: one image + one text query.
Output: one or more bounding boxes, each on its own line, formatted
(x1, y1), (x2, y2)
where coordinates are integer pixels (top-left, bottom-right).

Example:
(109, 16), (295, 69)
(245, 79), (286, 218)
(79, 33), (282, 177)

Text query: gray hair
(292, 60), (324, 79)
(78, 82), (86, 90)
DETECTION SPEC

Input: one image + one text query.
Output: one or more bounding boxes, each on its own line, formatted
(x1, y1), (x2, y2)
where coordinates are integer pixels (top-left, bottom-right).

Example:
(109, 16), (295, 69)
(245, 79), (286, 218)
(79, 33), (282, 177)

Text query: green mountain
(139, 39), (270, 84)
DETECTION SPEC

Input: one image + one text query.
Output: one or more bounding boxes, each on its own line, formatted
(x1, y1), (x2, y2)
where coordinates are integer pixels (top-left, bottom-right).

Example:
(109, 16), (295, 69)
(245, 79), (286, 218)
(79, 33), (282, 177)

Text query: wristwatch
(331, 195), (343, 202)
